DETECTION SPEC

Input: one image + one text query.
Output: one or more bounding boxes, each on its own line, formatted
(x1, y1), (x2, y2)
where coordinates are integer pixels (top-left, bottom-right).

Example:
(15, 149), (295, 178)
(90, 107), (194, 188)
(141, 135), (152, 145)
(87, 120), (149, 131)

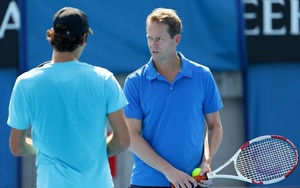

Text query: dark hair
(46, 25), (86, 52)
(146, 8), (182, 39)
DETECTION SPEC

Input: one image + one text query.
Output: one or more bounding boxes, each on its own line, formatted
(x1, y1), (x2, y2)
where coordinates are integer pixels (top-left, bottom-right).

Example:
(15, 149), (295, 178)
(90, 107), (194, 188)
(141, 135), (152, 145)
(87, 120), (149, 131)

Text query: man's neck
(153, 54), (181, 83)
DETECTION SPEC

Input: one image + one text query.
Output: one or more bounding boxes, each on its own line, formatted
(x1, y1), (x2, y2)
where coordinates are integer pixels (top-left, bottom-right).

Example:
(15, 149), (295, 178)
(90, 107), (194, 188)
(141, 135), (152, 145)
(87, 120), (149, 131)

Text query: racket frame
(204, 135), (298, 184)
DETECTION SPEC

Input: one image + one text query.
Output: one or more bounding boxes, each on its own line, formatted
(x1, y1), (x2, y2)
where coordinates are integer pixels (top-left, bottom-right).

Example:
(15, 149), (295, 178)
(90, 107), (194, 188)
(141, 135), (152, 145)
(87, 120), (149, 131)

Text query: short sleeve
(105, 74), (128, 114)
(7, 78), (30, 130)
(202, 71), (223, 114)
(123, 76), (143, 120)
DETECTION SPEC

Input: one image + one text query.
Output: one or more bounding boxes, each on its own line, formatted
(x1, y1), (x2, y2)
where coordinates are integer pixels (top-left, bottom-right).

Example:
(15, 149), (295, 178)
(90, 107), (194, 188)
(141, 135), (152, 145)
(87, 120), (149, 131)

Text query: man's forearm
(11, 137), (37, 156)
(130, 134), (173, 175)
(208, 125), (223, 163)
(10, 128), (37, 156)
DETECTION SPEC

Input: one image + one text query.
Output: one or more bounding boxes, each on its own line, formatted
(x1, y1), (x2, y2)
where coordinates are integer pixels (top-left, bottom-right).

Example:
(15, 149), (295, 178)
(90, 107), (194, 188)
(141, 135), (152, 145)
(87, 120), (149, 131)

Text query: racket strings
(236, 138), (297, 183)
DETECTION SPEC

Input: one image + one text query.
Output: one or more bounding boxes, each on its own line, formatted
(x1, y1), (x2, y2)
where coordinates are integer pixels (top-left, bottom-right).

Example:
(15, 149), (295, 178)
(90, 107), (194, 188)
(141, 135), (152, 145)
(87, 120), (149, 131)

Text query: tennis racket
(171, 135), (298, 187)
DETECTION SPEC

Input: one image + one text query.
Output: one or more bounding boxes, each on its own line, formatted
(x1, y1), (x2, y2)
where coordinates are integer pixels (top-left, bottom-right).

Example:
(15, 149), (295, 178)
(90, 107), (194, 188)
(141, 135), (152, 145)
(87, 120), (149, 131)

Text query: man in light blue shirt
(7, 7), (130, 188)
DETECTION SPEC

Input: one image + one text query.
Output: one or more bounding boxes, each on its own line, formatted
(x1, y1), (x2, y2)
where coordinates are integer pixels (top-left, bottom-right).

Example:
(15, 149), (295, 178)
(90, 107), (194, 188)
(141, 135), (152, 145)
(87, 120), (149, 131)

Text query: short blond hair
(146, 8), (182, 38)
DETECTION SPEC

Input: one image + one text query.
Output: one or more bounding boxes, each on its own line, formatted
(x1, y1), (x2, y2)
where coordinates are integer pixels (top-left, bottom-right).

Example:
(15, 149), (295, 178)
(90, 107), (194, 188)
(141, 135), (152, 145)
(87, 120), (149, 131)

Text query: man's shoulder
(182, 58), (211, 77)
(17, 68), (41, 82)
(126, 64), (148, 79)
(179, 52), (210, 72)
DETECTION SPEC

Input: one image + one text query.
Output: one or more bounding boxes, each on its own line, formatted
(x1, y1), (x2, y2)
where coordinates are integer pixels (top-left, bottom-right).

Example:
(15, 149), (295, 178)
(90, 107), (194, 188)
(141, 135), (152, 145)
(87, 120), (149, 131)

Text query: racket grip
(170, 174), (208, 188)
(194, 174), (208, 181)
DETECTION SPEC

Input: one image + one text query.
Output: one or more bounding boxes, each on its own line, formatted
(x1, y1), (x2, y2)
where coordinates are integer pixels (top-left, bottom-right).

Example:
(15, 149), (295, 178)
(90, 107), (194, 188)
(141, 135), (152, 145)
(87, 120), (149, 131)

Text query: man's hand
(197, 163), (213, 187)
(168, 168), (198, 188)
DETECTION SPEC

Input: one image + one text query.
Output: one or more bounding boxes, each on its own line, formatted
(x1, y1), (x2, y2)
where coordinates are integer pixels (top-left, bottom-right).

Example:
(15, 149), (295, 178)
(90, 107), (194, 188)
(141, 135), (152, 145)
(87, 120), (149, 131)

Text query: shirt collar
(145, 52), (193, 82)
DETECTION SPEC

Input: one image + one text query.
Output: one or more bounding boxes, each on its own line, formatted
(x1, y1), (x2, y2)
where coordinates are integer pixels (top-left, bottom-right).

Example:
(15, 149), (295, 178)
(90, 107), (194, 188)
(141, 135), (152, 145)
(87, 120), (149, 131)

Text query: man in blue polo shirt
(124, 8), (223, 188)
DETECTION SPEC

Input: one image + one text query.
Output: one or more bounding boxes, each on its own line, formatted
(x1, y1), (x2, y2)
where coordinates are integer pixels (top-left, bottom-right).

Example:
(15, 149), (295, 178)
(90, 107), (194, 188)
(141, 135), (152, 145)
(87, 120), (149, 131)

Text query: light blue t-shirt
(7, 60), (128, 188)
(123, 52), (223, 186)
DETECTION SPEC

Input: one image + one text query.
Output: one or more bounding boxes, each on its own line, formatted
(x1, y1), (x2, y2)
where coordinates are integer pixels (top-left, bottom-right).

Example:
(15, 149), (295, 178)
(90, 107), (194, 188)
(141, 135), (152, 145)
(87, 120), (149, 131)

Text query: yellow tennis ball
(192, 168), (202, 177)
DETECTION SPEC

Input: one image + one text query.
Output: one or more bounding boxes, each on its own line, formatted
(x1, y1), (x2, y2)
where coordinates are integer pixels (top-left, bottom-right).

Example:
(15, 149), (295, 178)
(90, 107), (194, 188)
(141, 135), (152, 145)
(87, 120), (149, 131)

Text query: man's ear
(82, 33), (88, 45)
(174, 34), (181, 46)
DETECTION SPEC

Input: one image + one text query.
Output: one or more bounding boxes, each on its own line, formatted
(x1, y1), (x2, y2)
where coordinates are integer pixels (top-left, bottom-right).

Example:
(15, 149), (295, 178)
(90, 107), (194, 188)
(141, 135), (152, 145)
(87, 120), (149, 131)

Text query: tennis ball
(192, 168), (202, 177)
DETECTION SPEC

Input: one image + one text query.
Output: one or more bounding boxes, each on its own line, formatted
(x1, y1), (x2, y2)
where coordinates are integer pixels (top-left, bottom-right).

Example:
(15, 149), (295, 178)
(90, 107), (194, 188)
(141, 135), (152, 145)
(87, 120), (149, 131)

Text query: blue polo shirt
(123, 52), (223, 186)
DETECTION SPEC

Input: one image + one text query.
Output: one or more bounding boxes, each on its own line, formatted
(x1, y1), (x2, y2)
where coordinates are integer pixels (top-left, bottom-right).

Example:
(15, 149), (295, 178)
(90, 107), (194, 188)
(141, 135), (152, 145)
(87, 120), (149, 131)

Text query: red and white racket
(197, 135), (298, 184)
(171, 135), (298, 187)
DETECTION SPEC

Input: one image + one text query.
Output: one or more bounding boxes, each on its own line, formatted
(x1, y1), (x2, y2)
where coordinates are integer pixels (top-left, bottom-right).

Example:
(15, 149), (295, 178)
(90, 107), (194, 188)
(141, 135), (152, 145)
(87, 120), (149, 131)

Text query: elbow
(121, 126), (131, 151)
(122, 135), (131, 151)
(9, 143), (22, 156)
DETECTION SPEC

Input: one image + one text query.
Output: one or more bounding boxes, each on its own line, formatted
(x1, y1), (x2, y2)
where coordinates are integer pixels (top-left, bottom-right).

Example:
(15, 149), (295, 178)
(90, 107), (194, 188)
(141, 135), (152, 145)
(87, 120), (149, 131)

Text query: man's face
(146, 21), (178, 63)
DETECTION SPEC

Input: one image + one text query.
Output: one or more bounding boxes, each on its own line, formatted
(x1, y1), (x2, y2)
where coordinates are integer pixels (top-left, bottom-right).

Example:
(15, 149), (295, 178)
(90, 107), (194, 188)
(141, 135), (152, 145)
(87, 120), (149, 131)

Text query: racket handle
(194, 174), (208, 181)
(170, 174), (208, 188)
